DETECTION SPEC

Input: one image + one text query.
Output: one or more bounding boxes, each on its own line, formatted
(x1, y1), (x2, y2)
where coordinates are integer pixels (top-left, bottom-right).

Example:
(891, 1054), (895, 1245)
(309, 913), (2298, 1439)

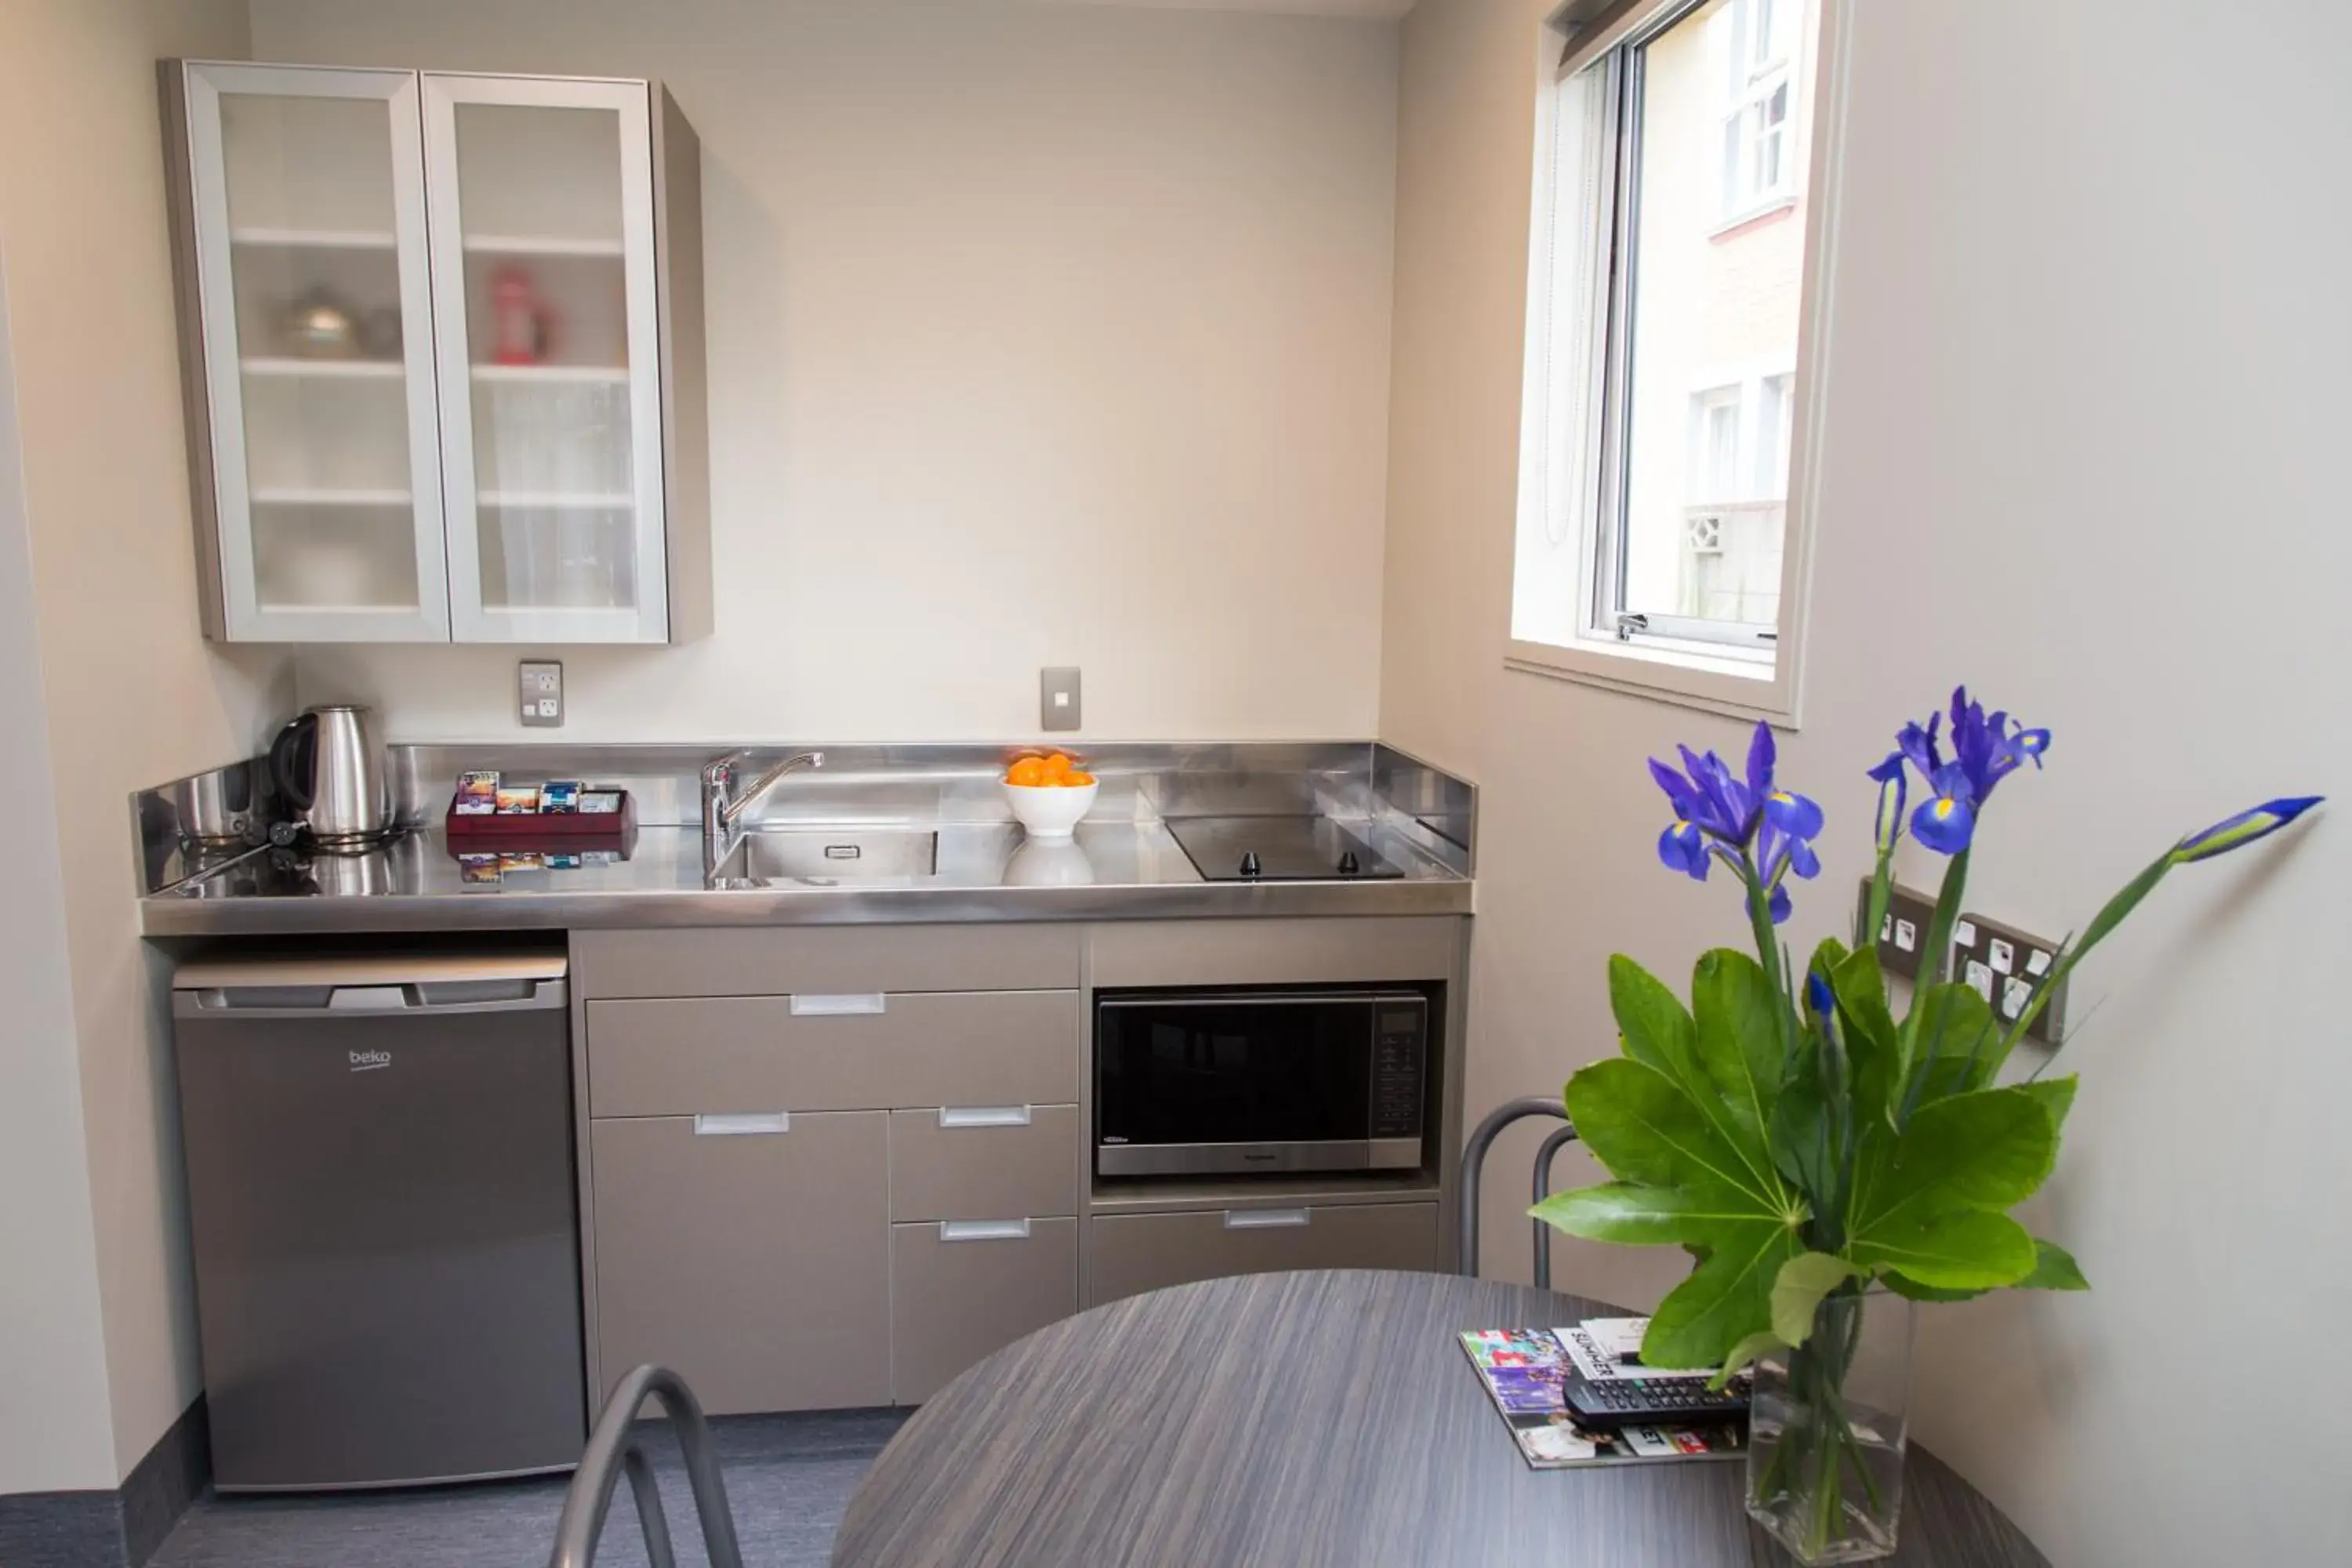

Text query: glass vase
(1744, 1287), (1915, 1566)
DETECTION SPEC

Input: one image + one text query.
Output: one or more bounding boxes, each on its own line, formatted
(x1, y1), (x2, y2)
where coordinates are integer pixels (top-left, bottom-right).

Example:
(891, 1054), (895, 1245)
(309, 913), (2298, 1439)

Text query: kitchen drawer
(591, 1112), (887, 1416)
(586, 990), (1079, 1117)
(889, 1105), (1079, 1222)
(1087, 1202), (1439, 1306)
(891, 1218), (1078, 1403)
(574, 925), (1082, 999)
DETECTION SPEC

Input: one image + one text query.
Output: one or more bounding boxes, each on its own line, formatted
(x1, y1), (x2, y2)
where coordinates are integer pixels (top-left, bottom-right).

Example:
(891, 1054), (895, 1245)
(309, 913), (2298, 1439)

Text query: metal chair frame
(1458, 1095), (1581, 1287)
(548, 1363), (746, 1568)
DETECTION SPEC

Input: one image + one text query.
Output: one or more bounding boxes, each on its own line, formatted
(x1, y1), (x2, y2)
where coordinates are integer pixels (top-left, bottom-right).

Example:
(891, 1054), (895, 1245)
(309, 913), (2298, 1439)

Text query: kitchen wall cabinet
(162, 60), (710, 644)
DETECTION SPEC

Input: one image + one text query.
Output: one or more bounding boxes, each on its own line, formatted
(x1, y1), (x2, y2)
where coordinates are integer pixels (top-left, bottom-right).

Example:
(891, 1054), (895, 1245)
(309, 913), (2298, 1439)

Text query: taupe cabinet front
(578, 925), (1086, 1414)
(573, 917), (1465, 1417)
(591, 1112), (890, 1414)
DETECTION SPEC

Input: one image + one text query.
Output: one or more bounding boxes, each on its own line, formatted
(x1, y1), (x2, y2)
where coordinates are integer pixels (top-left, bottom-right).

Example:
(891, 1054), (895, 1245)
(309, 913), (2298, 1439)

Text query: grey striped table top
(832, 1269), (2045, 1568)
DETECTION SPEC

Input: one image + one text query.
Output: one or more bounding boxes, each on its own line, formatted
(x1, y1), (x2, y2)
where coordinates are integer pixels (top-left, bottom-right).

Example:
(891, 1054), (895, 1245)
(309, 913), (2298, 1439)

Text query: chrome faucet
(702, 750), (826, 858)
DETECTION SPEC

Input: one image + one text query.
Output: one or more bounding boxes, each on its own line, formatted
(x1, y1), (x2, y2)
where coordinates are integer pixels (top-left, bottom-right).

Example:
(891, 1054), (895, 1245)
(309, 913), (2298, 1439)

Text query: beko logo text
(348, 1051), (391, 1073)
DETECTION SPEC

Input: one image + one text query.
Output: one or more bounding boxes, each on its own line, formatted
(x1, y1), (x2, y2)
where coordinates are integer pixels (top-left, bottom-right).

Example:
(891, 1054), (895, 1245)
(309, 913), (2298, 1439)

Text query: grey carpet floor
(149, 1409), (911, 1568)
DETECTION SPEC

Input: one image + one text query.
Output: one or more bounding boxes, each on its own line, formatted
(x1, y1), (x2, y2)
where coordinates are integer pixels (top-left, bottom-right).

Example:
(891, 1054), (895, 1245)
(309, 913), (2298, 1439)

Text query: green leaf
(1642, 1221), (1807, 1370)
(1609, 954), (1697, 1079)
(1879, 1271), (1987, 1304)
(1769, 1251), (1863, 1345)
(1530, 1181), (1762, 1247)
(1902, 982), (2006, 1111)
(1713, 1330), (1785, 1389)
(1691, 948), (1785, 1142)
(2020, 1075), (2078, 1134)
(2022, 1238), (2090, 1290)
(1830, 946), (1901, 1127)
(1848, 1207), (2038, 1289)
(1766, 1051), (1835, 1219)
(1565, 1058), (1785, 1212)
(1853, 1085), (2057, 1240)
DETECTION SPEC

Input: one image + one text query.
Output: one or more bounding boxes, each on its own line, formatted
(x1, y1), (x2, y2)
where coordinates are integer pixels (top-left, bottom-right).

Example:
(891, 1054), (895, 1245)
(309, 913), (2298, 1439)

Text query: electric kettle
(269, 705), (393, 844)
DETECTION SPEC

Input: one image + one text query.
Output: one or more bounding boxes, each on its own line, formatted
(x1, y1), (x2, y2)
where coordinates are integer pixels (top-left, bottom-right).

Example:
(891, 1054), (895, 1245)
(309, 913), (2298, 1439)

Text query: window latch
(1614, 612), (1650, 641)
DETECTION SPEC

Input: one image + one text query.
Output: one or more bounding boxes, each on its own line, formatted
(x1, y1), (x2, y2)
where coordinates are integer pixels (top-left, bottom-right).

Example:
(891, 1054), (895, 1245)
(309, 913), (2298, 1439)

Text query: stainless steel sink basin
(714, 826), (941, 884)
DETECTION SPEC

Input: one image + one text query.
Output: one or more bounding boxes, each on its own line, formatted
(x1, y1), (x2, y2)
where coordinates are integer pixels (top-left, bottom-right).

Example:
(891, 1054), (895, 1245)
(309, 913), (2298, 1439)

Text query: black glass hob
(1163, 815), (1404, 882)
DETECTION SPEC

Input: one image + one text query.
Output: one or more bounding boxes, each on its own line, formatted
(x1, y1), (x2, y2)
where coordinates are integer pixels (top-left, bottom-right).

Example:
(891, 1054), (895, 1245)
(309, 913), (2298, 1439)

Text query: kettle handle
(270, 713), (318, 813)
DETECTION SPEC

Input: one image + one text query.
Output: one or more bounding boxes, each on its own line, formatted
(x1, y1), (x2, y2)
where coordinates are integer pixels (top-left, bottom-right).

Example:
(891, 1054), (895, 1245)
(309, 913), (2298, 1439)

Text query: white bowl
(1003, 779), (1098, 840)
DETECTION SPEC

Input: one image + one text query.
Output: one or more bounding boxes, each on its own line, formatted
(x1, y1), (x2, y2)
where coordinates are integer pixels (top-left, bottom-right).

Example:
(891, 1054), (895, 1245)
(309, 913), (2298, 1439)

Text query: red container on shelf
(445, 790), (637, 854)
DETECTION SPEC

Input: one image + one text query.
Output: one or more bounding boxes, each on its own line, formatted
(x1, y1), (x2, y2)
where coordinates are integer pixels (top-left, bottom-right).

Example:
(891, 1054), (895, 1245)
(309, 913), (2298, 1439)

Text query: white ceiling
(1032, 0), (1417, 20)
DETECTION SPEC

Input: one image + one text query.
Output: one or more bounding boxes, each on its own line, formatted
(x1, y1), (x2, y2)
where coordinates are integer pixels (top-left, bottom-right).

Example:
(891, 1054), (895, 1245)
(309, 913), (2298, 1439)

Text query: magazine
(1457, 1325), (1745, 1471)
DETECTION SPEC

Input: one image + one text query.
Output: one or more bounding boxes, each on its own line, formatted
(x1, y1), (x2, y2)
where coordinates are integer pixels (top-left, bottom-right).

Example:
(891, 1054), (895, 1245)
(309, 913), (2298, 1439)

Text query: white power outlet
(519, 661), (564, 728)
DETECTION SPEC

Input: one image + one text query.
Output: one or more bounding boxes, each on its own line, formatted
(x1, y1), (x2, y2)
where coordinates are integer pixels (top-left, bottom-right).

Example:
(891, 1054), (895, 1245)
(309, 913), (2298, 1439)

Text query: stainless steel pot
(269, 705), (392, 844)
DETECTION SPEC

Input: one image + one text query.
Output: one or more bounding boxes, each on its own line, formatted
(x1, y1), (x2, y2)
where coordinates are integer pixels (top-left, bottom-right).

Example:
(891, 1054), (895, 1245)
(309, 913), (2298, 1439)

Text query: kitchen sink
(714, 826), (941, 884)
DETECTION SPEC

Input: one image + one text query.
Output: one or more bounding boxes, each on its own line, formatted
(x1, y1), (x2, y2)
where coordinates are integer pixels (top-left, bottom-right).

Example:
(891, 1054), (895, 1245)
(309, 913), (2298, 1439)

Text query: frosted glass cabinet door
(422, 75), (670, 643)
(175, 63), (450, 641)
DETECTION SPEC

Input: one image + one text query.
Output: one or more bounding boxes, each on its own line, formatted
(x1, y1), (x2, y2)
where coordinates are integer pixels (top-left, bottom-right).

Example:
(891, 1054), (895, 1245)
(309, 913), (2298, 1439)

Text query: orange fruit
(1007, 757), (1047, 787)
(1063, 771), (1095, 787)
(1040, 753), (1074, 779)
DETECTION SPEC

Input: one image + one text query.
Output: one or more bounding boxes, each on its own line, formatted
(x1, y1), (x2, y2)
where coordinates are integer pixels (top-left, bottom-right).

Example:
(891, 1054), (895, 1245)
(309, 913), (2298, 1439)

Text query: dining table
(830, 1268), (2047, 1568)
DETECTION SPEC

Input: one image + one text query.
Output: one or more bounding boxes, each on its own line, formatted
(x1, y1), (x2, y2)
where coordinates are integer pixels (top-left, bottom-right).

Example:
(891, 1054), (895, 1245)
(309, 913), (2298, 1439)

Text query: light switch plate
(1040, 666), (1081, 732)
(520, 660), (564, 728)
(1855, 877), (1940, 980)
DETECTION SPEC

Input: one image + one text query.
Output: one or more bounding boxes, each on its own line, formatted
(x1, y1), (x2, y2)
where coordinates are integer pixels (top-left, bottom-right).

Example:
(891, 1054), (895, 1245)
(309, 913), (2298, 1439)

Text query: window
(1510, 0), (1838, 721)
(1722, 0), (1795, 219)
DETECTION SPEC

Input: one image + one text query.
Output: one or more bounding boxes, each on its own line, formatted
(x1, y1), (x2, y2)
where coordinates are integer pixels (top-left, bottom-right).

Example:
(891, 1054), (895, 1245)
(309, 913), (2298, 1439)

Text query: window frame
(1506, 0), (1853, 727)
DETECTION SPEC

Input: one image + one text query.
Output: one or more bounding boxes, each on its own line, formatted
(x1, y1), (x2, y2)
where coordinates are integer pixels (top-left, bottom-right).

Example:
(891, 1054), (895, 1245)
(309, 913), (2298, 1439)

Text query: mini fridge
(172, 949), (586, 1490)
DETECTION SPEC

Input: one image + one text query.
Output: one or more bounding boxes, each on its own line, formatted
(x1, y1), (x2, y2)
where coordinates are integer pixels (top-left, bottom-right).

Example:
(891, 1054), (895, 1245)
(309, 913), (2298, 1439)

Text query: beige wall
(0, 252), (118, 1496)
(0, 0), (289, 1487)
(251, 0), (1401, 745)
(1386, 0), (2352, 1561)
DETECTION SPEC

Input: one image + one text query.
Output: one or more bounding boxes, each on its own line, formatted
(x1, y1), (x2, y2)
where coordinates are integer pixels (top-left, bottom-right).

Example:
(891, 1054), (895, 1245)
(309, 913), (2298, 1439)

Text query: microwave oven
(1094, 987), (1429, 1178)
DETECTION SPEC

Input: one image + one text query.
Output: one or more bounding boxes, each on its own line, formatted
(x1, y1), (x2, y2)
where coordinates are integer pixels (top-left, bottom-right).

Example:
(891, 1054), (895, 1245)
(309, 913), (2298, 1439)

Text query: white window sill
(1709, 194), (1798, 241)
(1505, 633), (1800, 728)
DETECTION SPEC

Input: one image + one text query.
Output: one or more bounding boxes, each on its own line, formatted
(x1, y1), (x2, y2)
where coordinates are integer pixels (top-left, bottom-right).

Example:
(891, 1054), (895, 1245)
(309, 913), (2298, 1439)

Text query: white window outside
(1509, 0), (1847, 724)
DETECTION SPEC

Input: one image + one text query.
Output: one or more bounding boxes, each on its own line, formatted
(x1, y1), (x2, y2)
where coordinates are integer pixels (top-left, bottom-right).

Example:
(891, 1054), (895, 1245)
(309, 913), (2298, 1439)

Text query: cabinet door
(420, 74), (669, 644)
(173, 63), (450, 642)
(590, 1112), (888, 1415)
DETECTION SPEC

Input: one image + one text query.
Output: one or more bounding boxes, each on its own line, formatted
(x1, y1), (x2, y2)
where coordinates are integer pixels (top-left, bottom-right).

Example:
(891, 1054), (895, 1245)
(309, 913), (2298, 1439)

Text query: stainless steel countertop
(136, 741), (1475, 938)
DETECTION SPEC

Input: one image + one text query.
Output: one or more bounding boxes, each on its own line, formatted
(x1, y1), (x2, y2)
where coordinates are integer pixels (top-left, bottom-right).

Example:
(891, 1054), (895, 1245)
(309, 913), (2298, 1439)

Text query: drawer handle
(789, 993), (886, 1016)
(694, 1112), (789, 1136)
(939, 1219), (1031, 1243)
(938, 1105), (1032, 1129)
(1223, 1208), (1310, 1230)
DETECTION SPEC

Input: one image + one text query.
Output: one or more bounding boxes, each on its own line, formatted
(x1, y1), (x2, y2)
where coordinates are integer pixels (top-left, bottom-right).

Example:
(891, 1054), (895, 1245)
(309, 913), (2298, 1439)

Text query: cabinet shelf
(479, 491), (635, 510)
(470, 363), (630, 384)
(249, 487), (414, 508)
(230, 227), (398, 249)
(241, 357), (405, 379)
(463, 234), (626, 258)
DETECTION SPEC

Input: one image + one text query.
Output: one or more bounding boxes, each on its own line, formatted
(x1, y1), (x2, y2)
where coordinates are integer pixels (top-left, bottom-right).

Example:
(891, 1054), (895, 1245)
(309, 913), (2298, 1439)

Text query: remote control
(1562, 1369), (1748, 1429)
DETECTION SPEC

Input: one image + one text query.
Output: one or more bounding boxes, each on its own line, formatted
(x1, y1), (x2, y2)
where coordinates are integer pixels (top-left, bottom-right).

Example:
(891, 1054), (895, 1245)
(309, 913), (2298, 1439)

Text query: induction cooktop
(1163, 815), (1405, 882)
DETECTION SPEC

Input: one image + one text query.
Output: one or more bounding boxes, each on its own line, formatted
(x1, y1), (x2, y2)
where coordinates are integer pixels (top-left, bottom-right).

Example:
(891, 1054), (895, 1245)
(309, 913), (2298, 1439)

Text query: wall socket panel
(1951, 910), (2066, 1047)
(1040, 666), (1081, 732)
(1853, 877), (2066, 1045)
(519, 660), (564, 728)
(1855, 877), (1939, 979)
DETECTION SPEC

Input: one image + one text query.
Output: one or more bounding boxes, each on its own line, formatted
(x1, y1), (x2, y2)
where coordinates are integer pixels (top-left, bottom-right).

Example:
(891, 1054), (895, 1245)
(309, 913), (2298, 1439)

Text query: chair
(547, 1364), (745, 1568)
(1458, 1096), (1581, 1287)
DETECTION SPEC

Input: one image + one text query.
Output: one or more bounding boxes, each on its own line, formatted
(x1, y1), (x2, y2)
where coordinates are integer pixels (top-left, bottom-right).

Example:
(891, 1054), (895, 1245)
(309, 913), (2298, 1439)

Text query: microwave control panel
(1370, 1004), (1426, 1139)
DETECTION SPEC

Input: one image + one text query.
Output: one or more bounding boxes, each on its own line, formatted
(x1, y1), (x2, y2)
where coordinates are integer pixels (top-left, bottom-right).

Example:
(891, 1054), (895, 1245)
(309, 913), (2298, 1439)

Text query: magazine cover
(1457, 1329), (1744, 1471)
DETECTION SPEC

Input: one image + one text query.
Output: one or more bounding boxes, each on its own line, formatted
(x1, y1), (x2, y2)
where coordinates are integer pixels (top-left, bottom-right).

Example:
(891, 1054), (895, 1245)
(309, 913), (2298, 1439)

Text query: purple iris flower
(1867, 751), (1907, 854)
(1894, 688), (2052, 856)
(1912, 762), (1979, 855)
(1657, 821), (1709, 880)
(2172, 797), (2324, 863)
(1650, 721), (1821, 921)
(1804, 971), (1836, 1026)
